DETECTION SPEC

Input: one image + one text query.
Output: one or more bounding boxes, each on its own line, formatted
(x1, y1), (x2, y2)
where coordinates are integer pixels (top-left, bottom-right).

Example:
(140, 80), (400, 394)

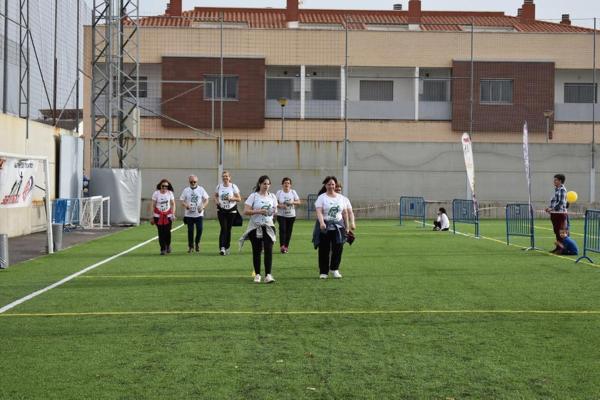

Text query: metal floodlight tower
(91, 0), (140, 169)
(19, 0), (30, 131)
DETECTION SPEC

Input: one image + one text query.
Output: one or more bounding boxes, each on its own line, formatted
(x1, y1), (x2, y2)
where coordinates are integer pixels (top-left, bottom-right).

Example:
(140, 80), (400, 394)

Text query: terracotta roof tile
(132, 7), (593, 33)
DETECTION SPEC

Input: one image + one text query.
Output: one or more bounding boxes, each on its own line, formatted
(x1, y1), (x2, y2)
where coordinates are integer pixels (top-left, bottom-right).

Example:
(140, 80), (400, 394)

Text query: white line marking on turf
(0, 224), (185, 314)
(413, 220), (600, 269)
(78, 274), (249, 279)
(1, 309), (600, 318)
(535, 225), (584, 237)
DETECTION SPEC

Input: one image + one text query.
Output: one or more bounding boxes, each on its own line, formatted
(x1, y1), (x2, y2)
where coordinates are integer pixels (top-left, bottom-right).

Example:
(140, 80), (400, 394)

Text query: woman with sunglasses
(180, 175), (209, 253)
(214, 170), (242, 255)
(151, 179), (176, 255)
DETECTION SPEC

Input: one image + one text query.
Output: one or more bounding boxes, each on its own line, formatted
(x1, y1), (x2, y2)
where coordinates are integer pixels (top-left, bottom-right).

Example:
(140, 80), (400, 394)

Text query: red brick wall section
(452, 61), (555, 133)
(161, 57), (265, 129)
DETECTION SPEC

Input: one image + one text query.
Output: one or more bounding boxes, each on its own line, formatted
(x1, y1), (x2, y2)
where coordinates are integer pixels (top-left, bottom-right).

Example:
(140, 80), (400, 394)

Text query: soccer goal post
(0, 151), (53, 254)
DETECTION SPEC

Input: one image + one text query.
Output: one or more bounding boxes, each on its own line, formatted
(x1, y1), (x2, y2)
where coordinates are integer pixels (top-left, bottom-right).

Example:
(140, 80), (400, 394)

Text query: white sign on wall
(0, 157), (38, 208)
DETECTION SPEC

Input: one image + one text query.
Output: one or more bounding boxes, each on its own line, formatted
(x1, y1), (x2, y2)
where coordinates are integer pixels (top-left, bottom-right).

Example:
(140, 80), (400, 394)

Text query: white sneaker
(219, 247), (226, 256)
(254, 274), (261, 283)
(319, 274), (328, 279)
(264, 274), (275, 283)
(331, 270), (343, 279)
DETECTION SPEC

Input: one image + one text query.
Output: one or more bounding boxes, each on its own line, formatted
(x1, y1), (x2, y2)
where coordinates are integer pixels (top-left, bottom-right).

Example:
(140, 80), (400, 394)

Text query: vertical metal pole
(211, 82), (215, 135)
(25, 0), (29, 139)
(467, 19), (475, 200)
(592, 17), (597, 203)
(343, 17), (349, 196)
(2, 0), (8, 113)
(45, 158), (54, 254)
(469, 19), (474, 138)
(52, 0), (58, 125)
(76, 0), (80, 133)
(218, 12), (224, 180)
(280, 105), (284, 140)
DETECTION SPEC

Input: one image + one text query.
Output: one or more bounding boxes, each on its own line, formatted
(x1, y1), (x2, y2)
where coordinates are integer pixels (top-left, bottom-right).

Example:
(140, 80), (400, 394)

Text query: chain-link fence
(0, 0), (87, 129)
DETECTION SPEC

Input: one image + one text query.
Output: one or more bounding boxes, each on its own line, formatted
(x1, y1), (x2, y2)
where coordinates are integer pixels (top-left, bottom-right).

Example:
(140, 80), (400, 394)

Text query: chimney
(408, 0), (421, 24)
(517, 8), (523, 17)
(561, 14), (571, 25)
(393, 4), (403, 11)
(165, 0), (182, 17)
(520, 0), (535, 23)
(286, 0), (299, 28)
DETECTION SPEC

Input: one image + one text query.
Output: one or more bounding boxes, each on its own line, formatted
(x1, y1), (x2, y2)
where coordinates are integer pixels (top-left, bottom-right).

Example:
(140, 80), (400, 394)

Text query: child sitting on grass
(554, 229), (578, 255)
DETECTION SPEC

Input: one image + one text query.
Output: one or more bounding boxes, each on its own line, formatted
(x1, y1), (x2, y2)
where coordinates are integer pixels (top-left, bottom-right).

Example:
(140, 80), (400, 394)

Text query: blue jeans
(184, 216), (204, 248)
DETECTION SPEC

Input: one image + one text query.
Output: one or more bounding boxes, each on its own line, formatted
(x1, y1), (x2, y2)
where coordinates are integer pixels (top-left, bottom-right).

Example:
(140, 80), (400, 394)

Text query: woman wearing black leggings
(276, 177), (301, 253)
(213, 170), (241, 255)
(240, 175), (278, 284)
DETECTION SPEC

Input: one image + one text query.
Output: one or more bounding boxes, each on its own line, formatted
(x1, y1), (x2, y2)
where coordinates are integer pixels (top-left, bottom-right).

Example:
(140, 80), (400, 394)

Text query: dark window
(480, 79), (513, 104)
(311, 79), (339, 100)
(564, 83), (597, 103)
(204, 75), (239, 100)
(421, 79), (449, 102)
(359, 80), (393, 101)
(112, 76), (147, 98)
(267, 78), (293, 100)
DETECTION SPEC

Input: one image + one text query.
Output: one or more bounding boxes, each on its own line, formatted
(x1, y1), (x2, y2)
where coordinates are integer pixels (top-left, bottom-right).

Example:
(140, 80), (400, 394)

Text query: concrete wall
(0, 114), (66, 237)
(135, 138), (599, 219)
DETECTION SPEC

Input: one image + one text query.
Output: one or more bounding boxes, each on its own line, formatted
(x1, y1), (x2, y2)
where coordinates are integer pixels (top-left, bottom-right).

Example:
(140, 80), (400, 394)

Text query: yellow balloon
(566, 191), (578, 203)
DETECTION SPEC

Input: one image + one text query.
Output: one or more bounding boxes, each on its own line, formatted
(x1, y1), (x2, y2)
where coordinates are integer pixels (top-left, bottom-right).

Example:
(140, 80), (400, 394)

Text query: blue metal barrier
(506, 203), (536, 249)
(576, 209), (600, 263)
(452, 199), (479, 238)
(399, 196), (426, 227)
(52, 199), (68, 224)
(306, 194), (318, 220)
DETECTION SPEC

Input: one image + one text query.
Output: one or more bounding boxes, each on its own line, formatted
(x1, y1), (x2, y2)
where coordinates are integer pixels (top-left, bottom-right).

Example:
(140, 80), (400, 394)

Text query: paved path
(4, 227), (126, 267)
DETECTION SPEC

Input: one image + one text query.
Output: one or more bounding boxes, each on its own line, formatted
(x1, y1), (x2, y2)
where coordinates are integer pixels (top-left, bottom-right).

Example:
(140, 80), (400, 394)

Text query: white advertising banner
(461, 132), (478, 210)
(0, 157), (38, 208)
(522, 122), (533, 206)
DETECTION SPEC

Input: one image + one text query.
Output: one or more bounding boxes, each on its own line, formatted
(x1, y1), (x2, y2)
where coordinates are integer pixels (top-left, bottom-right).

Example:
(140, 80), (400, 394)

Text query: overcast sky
(136, 0), (600, 26)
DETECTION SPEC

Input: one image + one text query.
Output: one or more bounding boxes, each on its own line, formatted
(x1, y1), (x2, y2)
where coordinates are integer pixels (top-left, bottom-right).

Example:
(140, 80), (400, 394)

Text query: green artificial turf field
(1, 219), (599, 399)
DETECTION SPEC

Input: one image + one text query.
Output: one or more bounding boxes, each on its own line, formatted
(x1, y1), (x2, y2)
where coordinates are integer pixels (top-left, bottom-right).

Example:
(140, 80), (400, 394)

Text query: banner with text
(0, 157), (37, 208)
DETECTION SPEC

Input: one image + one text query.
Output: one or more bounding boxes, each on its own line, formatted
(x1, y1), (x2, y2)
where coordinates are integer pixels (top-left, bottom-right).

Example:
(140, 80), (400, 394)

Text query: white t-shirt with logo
(437, 213), (450, 230)
(339, 194), (352, 211)
(315, 193), (346, 224)
(276, 189), (300, 218)
(152, 190), (174, 212)
(215, 183), (240, 210)
(245, 192), (278, 225)
(180, 186), (209, 217)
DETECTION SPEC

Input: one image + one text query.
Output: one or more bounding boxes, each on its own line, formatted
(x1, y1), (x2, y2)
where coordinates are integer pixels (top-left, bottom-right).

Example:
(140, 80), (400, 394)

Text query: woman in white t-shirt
(213, 170), (242, 255)
(240, 175), (278, 283)
(275, 177), (301, 254)
(433, 207), (450, 231)
(313, 176), (349, 279)
(151, 178), (176, 255)
(180, 175), (210, 253)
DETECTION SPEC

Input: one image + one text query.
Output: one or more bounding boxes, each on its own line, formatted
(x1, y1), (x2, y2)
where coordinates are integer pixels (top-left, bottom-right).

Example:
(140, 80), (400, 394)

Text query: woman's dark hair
(281, 177), (292, 185)
(156, 179), (174, 192)
(318, 176), (338, 195)
(554, 174), (566, 184)
(254, 175), (271, 192)
(439, 207), (447, 214)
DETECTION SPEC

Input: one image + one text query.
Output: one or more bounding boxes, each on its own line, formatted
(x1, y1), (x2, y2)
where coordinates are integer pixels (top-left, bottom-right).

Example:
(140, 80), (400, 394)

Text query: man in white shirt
(180, 175), (209, 252)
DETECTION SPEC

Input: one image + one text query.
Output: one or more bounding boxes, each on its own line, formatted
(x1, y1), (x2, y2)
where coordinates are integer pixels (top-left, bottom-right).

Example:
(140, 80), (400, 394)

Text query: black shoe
(188, 247), (193, 253)
(195, 244), (200, 252)
(160, 250), (166, 256)
(166, 246), (172, 254)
